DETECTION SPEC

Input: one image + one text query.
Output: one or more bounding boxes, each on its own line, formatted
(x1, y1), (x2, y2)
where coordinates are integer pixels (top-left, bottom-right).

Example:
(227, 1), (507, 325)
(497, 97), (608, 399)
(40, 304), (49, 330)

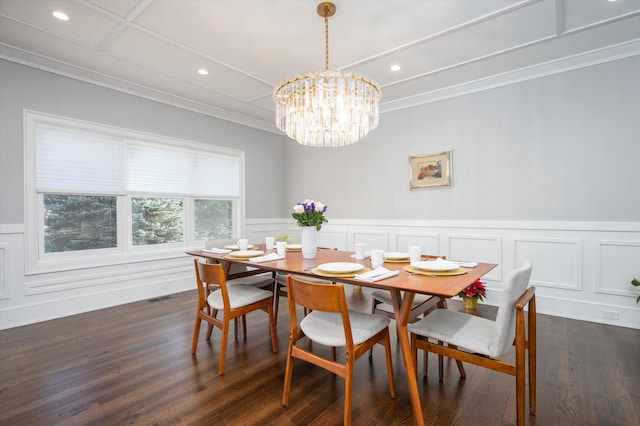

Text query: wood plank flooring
(1, 286), (638, 425)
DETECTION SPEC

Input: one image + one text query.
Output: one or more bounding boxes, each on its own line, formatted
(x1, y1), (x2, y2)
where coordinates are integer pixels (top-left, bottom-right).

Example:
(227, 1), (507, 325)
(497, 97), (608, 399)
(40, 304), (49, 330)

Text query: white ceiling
(1, 0), (640, 133)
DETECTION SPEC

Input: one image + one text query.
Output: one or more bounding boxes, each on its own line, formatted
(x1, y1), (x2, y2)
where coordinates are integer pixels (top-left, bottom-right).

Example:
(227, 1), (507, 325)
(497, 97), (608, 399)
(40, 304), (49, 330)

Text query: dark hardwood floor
(1, 286), (638, 425)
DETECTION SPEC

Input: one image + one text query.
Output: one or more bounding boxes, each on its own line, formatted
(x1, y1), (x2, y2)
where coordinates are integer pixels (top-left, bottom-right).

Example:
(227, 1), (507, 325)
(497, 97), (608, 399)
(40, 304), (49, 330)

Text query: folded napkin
(451, 261), (478, 268)
(355, 267), (399, 282)
(251, 253), (285, 263)
(204, 248), (232, 254)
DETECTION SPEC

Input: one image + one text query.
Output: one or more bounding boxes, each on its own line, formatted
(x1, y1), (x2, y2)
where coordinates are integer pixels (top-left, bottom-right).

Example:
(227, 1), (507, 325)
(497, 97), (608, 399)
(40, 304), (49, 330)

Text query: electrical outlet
(602, 310), (620, 320)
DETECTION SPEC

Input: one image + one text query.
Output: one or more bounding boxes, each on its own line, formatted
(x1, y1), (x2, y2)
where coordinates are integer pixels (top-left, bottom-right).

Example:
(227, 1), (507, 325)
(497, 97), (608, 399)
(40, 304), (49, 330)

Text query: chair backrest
(488, 260), (533, 357)
(193, 259), (229, 310)
(205, 238), (239, 249)
(205, 238), (255, 275)
(286, 275), (354, 347)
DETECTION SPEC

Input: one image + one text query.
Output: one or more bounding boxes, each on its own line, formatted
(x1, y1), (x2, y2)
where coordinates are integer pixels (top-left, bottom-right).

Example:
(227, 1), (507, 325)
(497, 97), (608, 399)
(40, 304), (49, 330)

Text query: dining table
(187, 245), (497, 426)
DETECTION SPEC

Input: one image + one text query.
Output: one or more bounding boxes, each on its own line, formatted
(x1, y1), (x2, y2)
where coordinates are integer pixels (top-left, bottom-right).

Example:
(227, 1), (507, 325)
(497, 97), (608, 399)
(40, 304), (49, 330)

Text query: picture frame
(409, 150), (452, 190)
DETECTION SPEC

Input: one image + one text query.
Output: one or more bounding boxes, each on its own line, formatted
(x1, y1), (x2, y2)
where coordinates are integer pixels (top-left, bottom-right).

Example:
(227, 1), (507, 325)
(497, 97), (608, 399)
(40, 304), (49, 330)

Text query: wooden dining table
(187, 246), (497, 426)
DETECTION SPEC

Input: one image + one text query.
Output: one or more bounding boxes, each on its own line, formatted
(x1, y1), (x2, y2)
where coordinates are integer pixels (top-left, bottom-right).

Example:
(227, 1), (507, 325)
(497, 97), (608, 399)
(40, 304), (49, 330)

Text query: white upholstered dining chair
(408, 260), (535, 426)
(192, 259), (278, 375)
(282, 275), (395, 426)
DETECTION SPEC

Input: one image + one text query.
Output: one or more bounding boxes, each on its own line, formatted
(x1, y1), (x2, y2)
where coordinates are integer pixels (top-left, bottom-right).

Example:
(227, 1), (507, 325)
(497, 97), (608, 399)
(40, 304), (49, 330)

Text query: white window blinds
(35, 121), (241, 197)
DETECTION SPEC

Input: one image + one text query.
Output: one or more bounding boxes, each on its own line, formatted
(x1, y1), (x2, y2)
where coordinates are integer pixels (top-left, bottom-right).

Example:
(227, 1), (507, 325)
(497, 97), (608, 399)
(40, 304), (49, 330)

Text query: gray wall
(284, 55), (640, 222)
(0, 59), (286, 224)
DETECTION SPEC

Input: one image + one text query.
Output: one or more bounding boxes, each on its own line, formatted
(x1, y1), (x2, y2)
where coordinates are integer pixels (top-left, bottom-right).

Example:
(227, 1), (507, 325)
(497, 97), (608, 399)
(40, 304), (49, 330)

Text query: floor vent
(149, 295), (171, 303)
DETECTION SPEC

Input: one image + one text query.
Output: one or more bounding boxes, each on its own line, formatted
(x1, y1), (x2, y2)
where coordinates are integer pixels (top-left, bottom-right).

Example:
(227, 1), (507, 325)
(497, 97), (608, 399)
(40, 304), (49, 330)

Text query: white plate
(286, 244), (302, 250)
(228, 250), (264, 258)
(412, 260), (459, 272)
(317, 262), (365, 273)
(384, 252), (410, 260)
(224, 244), (256, 250)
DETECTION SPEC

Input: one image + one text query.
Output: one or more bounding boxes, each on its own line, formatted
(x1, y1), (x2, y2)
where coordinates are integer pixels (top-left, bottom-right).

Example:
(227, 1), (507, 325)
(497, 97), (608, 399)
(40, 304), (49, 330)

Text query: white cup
(370, 249), (385, 269)
(354, 243), (366, 260)
(237, 238), (249, 251)
(265, 236), (275, 250)
(276, 241), (287, 256)
(409, 246), (422, 263)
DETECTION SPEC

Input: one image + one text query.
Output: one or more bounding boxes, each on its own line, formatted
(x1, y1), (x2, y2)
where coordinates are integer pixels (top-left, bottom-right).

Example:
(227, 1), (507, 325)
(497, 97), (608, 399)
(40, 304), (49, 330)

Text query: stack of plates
(411, 259), (459, 272)
(317, 262), (365, 274)
(384, 252), (410, 263)
(286, 243), (302, 251)
(226, 250), (264, 258)
(224, 244), (257, 251)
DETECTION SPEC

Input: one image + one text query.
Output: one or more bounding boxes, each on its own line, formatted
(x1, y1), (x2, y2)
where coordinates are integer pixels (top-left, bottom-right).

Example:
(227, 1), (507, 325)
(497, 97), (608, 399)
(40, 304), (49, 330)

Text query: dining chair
(282, 275), (396, 426)
(272, 247), (338, 325)
(370, 254), (445, 323)
(205, 238), (276, 337)
(369, 254), (446, 366)
(408, 260), (535, 426)
(192, 259), (278, 375)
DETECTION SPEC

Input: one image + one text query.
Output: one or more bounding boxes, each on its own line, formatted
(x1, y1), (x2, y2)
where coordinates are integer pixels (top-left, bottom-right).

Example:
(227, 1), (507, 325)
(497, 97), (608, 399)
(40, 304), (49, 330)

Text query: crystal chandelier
(273, 2), (381, 148)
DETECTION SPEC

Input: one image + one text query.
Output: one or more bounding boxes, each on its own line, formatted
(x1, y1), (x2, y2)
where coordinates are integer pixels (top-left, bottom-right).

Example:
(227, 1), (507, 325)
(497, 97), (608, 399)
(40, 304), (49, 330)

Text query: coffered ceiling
(1, 0), (639, 133)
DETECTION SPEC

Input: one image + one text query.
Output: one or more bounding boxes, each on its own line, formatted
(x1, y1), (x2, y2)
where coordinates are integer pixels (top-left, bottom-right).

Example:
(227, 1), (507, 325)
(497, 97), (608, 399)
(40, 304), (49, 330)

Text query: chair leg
(449, 345), (466, 378)
(206, 310), (217, 340)
(529, 299), (537, 415)
(344, 362), (354, 426)
(273, 283), (281, 327)
(191, 315), (201, 354)
(268, 304), (278, 353)
(219, 318), (230, 375)
(206, 323), (214, 340)
(233, 317), (238, 340)
(242, 315), (247, 339)
(383, 333), (396, 398)
(423, 349), (428, 377)
(369, 299), (378, 359)
(438, 340), (444, 381)
(281, 342), (295, 406)
(411, 334), (420, 377)
(331, 347), (337, 362)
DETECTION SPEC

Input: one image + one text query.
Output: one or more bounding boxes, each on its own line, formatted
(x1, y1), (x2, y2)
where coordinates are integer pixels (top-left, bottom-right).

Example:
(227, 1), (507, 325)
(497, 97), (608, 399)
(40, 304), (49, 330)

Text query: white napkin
(204, 248), (232, 254)
(251, 252), (285, 263)
(451, 261), (478, 268)
(355, 267), (399, 282)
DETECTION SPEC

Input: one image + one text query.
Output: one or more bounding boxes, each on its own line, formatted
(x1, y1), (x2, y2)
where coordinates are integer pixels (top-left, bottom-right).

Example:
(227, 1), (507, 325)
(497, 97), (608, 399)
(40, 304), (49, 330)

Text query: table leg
(390, 289), (424, 426)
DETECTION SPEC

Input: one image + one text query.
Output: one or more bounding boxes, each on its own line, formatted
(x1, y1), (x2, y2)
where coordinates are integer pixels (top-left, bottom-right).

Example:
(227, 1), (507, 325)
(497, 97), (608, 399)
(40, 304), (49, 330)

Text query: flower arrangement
(458, 279), (487, 301)
(292, 199), (328, 231)
(276, 234), (292, 242)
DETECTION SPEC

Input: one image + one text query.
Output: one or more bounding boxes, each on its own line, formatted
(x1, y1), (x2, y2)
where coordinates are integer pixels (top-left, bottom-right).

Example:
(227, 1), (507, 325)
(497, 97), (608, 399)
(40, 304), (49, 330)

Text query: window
(44, 194), (117, 253)
(25, 111), (244, 273)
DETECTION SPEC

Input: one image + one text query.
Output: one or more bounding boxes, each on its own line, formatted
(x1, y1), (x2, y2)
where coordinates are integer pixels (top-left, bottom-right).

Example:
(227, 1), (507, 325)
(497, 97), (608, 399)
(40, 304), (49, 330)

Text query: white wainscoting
(248, 218), (640, 330)
(0, 224), (194, 330)
(1, 220), (639, 330)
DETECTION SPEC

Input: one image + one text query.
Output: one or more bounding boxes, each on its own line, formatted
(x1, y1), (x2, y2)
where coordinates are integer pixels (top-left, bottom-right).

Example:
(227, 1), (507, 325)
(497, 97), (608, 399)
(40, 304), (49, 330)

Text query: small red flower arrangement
(457, 279), (487, 301)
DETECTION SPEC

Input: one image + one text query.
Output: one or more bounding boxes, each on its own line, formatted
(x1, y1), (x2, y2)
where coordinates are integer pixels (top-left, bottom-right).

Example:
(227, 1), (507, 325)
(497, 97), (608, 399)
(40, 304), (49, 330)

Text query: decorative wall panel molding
(594, 240), (640, 297)
(514, 237), (583, 291)
(446, 235), (502, 281)
(0, 243), (7, 300)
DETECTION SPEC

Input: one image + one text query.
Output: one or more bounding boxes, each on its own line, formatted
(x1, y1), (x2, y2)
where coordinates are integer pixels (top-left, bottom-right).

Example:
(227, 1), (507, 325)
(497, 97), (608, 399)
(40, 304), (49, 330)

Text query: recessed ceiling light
(52, 11), (69, 21)
(198, 69), (208, 76)
(390, 64), (401, 72)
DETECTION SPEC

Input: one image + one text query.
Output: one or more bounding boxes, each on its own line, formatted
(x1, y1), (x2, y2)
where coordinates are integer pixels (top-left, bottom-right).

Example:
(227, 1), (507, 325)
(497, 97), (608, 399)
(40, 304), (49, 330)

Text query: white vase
(301, 226), (318, 259)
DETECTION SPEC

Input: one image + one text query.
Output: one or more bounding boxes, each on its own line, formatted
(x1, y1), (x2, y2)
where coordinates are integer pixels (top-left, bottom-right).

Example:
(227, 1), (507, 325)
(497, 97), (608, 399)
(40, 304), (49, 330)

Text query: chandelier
(273, 2), (381, 148)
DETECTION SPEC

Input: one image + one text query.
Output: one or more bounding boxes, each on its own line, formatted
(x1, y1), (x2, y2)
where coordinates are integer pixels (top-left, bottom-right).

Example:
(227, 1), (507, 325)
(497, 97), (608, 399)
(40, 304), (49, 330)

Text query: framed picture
(409, 150), (452, 190)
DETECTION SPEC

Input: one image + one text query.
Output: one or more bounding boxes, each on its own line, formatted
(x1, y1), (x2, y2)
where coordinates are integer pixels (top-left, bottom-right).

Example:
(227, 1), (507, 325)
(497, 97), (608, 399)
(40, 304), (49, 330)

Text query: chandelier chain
(324, 6), (329, 71)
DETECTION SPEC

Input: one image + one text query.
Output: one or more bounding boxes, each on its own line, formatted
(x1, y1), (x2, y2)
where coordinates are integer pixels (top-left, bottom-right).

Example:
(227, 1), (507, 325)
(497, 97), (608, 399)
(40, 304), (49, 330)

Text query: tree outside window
(132, 197), (184, 246)
(44, 194), (117, 253)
